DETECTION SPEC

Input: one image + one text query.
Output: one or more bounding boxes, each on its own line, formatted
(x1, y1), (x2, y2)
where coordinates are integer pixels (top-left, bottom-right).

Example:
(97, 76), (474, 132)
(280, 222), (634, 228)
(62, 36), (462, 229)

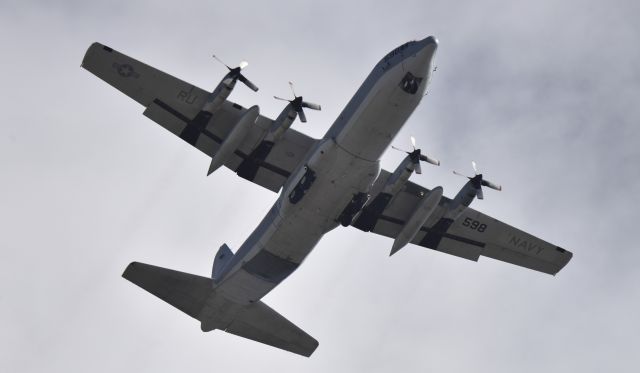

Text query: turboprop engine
(347, 137), (439, 230)
(202, 55), (259, 115)
(444, 161), (502, 221)
(181, 56), (259, 148)
(348, 136), (440, 232)
(385, 136), (439, 194)
(268, 81), (321, 142)
(235, 82), (320, 181)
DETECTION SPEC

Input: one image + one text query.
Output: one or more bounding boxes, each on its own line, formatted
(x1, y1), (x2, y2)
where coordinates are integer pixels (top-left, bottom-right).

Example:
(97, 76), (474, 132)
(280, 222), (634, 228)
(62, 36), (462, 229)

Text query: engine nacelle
(442, 180), (477, 221)
(382, 155), (417, 195)
(201, 59), (259, 115)
(390, 186), (443, 255)
(266, 103), (297, 143)
(204, 78), (235, 115)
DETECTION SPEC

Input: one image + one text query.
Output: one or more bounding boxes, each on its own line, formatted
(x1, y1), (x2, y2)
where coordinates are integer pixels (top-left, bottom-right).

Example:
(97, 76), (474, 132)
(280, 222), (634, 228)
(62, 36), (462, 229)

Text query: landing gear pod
(390, 186), (443, 256)
(208, 106), (260, 175)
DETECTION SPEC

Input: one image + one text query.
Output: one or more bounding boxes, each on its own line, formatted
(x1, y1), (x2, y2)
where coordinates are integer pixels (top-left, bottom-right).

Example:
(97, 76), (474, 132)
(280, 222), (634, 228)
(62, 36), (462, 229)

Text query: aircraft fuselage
(216, 37), (438, 304)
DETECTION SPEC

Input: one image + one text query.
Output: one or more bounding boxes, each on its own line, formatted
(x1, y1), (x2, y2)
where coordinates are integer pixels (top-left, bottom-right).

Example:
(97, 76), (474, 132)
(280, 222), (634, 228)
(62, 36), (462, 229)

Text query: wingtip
(122, 261), (141, 279)
(82, 42), (114, 70)
(301, 339), (320, 357)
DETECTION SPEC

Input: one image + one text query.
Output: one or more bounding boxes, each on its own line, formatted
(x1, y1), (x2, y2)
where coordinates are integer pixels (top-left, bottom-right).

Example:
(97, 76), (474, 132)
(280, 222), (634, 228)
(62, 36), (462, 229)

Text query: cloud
(1, 0), (639, 372)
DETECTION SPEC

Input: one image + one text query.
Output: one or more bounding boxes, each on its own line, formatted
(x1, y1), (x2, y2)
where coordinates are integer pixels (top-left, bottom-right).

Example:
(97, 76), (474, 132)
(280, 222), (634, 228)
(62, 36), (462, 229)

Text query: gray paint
(209, 38), (437, 306)
(2, 1), (640, 372)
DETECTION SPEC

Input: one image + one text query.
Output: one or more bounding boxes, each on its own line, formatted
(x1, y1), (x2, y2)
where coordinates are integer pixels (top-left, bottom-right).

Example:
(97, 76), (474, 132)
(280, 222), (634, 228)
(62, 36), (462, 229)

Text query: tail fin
(212, 244), (234, 281)
(122, 262), (318, 357)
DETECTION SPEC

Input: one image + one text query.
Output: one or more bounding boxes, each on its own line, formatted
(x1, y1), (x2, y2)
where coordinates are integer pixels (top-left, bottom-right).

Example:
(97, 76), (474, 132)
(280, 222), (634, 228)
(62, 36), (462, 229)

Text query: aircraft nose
(420, 35), (438, 47)
(407, 36), (437, 75)
(418, 35), (438, 55)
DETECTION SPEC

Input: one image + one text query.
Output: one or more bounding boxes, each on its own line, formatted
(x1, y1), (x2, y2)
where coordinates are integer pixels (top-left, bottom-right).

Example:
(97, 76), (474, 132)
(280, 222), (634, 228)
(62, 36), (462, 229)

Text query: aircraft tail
(212, 244), (234, 281)
(122, 262), (318, 357)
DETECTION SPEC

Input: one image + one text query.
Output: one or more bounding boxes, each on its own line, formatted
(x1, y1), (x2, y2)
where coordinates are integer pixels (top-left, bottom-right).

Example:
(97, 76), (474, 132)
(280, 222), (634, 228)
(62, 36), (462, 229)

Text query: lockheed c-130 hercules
(82, 36), (572, 357)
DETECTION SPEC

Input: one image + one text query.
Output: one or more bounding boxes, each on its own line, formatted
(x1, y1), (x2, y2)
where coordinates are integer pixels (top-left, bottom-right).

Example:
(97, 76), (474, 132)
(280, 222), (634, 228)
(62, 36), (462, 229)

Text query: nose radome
(417, 35), (438, 60)
(420, 35), (438, 46)
(406, 36), (438, 76)
(418, 36), (438, 51)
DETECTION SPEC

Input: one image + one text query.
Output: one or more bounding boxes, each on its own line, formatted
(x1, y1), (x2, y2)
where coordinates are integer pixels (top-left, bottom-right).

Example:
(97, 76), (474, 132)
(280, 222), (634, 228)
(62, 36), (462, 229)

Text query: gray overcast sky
(1, 0), (639, 372)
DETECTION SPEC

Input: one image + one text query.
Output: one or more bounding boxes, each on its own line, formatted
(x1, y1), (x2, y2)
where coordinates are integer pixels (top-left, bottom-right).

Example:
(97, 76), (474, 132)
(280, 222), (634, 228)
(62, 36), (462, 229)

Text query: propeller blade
(453, 170), (470, 178)
(414, 160), (422, 174)
(482, 179), (502, 191)
(476, 187), (484, 200)
(391, 145), (410, 153)
(298, 109), (307, 123)
(288, 81), (297, 98)
(238, 74), (259, 92)
(419, 154), (440, 166)
(471, 160), (479, 175)
(212, 54), (231, 70)
(238, 60), (249, 69)
(411, 136), (417, 150)
(274, 96), (289, 102)
(301, 101), (321, 111)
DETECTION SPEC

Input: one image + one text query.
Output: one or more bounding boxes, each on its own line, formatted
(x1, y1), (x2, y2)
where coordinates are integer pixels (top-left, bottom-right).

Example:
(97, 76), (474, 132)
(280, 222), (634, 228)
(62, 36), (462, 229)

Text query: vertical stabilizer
(212, 244), (234, 281)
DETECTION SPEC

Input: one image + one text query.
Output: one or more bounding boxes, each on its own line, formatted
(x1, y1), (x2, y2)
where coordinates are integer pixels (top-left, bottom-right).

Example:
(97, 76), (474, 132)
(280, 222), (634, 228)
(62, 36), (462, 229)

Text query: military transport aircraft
(82, 36), (572, 357)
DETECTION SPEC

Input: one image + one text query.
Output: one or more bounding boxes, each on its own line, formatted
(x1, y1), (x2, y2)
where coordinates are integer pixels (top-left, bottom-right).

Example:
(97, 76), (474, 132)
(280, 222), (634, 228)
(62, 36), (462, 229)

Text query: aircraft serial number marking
(462, 217), (487, 232)
(177, 86), (199, 104)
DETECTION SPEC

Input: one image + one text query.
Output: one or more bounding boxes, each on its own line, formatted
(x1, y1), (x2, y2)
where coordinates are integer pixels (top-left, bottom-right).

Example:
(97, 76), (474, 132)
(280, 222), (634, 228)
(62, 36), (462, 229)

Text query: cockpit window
(399, 72), (423, 94)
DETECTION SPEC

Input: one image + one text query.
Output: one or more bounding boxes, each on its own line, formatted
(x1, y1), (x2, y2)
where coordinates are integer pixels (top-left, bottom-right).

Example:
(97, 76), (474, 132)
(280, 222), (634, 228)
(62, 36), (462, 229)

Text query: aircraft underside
(82, 35), (572, 357)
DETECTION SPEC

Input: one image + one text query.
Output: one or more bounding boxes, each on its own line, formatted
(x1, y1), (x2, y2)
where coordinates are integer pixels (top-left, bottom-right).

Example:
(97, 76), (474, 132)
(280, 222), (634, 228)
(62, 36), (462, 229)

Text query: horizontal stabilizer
(123, 261), (318, 356)
(223, 301), (319, 357)
(123, 262), (212, 318)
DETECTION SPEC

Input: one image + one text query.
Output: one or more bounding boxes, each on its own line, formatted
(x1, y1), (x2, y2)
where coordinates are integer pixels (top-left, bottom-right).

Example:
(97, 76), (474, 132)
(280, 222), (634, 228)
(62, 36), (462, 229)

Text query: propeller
(212, 54), (259, 92)
(274, 81), (321, 123)
(453, 161), (502, 200)
(391, 136), (440, 174)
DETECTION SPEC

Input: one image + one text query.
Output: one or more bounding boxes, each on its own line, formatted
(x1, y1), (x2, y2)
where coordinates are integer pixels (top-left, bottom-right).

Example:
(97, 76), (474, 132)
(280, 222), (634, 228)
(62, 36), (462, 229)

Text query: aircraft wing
(352, 170), (573, 275)
(123, 262), (318, 356)
(81, 42), (316, 192)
